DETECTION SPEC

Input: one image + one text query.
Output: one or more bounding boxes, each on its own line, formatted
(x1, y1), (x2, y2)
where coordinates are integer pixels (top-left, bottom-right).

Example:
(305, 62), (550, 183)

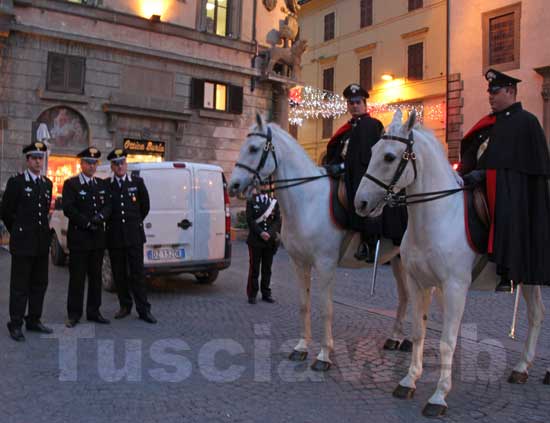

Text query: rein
(235, 127), (330, 192)
(363, 132), (471, 207)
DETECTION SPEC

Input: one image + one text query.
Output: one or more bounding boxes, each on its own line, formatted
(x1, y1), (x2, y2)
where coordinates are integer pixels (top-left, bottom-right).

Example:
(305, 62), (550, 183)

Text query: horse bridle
(363, 132), (417, 205)
(235, 127), (278, 185)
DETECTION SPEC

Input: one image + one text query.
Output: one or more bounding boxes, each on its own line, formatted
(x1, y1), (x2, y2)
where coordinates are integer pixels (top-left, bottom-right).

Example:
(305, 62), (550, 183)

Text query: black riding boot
(354, 235), (378, 263)
(496, 276), (513, 293)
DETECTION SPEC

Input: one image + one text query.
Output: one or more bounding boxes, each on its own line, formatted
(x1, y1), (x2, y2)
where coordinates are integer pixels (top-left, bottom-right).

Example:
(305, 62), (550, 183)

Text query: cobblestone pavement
(1, 243), (549, 423)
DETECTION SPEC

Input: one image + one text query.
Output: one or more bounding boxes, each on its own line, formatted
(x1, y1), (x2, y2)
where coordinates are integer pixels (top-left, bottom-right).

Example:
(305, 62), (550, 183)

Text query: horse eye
(384, 153), (396, 162)
(249, 145), (259, 154)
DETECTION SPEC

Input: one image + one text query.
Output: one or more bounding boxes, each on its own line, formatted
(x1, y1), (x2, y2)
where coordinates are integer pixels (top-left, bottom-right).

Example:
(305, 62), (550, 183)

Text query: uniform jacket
(1, 171), (52, 256)
(106, 173), (150, 249)
(459, 102), (550, 284)
(246, 194), (281, 249)
(62, 173), (111, 251)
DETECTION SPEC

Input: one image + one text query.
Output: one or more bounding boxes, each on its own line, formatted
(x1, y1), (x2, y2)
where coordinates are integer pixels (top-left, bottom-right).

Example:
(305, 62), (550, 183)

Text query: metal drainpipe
(445, 0), (450, 147)
(250, 0), (258, 92)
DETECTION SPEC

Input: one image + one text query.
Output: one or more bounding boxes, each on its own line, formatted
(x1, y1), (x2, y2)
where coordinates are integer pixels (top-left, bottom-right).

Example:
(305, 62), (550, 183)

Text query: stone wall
(0, 31), (274, 187)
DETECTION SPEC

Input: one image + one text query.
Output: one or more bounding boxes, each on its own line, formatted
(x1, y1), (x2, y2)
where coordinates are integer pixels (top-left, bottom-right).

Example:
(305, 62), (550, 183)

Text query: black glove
(323, 163), (345, 176)
(462, 169), (486, 187)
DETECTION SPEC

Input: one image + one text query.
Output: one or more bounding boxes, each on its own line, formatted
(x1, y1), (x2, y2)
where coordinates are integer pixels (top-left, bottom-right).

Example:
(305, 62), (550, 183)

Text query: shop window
(324, 12), (335, 42)
(360, 57), (373, 92)
(360, 0), (373, 28)
(407, 42), (423, 81)
(46, 52), (86, 94)
(46, 155), (82, 200)
(408, 0), (423, 12)
(191, 79), (243, 114)
(482, 3), (521, 71)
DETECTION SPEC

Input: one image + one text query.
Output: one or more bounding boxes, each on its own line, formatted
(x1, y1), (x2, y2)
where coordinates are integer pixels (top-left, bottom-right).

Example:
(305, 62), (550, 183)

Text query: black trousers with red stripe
(246, 244), (276, 299)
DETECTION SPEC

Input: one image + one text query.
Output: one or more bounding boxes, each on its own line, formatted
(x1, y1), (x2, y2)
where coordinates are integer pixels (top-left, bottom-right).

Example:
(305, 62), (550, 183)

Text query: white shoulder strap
(255, 199), (277, 224)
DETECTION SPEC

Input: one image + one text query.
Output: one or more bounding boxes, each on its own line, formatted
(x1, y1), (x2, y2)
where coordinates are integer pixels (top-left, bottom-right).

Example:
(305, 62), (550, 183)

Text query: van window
(145, 169), (192, 210)
(196, 170), (223, 210)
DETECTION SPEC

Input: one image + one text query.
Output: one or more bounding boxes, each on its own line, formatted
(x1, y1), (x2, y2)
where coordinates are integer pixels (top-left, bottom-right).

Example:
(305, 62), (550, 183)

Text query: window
(324, 12), (335, 42)
(407, 42), (423, 80)
(359, 57), (373, 92)
(408, 0), (423, 11)
(322, 67), (334, 138)
(360, 0), (373, 28)
(191, 79), (243, 114)
(46, 53), (86, 94)
(482, 4), (521, 71)
(205, 0), (230, 37)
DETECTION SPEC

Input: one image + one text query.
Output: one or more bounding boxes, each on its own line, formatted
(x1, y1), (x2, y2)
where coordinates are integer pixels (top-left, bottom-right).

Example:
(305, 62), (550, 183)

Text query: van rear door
(141, 166), (195, 264)
(194, 168), (225, 260)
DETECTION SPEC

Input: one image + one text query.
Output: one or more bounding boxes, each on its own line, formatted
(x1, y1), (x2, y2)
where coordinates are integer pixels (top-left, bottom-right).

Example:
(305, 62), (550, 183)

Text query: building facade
(0, 0), (297, 197)
(296, 0), (447, 163)
(448, 0), (550, 162)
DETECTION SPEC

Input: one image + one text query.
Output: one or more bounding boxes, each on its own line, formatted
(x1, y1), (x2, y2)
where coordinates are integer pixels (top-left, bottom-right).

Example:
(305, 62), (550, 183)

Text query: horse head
(355, 109), (418, 217)
(229, 112), (278, 198)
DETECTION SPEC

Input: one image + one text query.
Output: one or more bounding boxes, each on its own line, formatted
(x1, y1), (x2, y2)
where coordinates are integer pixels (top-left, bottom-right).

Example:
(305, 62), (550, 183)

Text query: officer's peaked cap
(485, 68), (521, 93)
(23, 142), (47, 157)
(107, 148), (128, 162)
(343, 83), (369, 100)
(77, 146), (101, 161)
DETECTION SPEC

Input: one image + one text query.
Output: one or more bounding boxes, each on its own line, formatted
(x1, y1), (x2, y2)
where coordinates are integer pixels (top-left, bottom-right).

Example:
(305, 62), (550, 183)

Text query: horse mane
(251, 121), (323, 175)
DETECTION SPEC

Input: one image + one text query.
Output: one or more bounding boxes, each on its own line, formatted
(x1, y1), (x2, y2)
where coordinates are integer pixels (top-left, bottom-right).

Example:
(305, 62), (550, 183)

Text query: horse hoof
(383, 339), (400, 350)
(310, 359), (331, 372)
(288, 350), (308, 362)
(422, 403), (447, 418)
(508, 370), (528, 384)
(399, 339), (413, 352)
(543, 371), (550, 385)
(392, 384), (415, 399)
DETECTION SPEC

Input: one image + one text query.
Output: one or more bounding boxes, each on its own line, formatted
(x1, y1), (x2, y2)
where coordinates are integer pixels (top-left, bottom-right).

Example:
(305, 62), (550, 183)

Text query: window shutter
(228, 85), (244, 114)
(407, 42), (423, 80)
(360, 0), (373, 28)
(47, 53), (66, 92)
(360, 57), (372, 91)
(191, 78), (205, 109)
(67, 57), (86, 94)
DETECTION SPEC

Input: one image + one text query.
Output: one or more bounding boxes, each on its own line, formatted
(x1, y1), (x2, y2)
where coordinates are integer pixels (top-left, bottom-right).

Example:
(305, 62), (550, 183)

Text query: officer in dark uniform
(459, 69), (550, 291)
(245, 187), (281, 304)
(325, 83), (407, 262)
(62, 147), (111, 327)
(1, 142), (53, 341)
(105, 149), (156, 323)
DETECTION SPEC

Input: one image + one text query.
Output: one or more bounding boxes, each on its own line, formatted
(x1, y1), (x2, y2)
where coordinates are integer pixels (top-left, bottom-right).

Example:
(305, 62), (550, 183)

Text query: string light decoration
(289, 86), (348, 126)
(288, 85), (445, 126)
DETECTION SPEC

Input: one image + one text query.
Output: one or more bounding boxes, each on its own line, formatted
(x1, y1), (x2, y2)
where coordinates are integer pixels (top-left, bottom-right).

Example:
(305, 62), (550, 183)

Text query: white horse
(228, 114), (410, 370)
(354, 109), (548, 417)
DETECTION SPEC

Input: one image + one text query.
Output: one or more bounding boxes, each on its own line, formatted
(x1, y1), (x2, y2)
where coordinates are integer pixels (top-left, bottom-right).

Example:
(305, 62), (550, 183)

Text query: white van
(49, 161), (231, 288)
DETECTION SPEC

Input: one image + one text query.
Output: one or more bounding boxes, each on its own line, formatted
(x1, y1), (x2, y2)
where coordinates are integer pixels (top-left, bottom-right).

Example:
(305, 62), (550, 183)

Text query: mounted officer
(63, 147), (111, 327)
(1, 142), (53, 341)
(245, 185), (281, 304)
(459, 69), (550, 291)
(105, 148), (156, 324)
(325, 83), (407, 261)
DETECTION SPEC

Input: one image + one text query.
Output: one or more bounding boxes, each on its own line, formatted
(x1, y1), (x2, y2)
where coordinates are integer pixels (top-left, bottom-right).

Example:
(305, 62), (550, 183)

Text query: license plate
(147, 247), (186, 261)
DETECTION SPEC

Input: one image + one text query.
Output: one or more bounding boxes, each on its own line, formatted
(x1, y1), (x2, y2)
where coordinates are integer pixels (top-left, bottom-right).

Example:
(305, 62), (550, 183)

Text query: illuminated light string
(288, 86), (445, 126)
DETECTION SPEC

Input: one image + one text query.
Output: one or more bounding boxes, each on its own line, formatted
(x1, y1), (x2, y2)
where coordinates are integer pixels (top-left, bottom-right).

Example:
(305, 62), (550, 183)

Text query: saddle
(464, 186), (490, 253)
(329, 176), (351, 229)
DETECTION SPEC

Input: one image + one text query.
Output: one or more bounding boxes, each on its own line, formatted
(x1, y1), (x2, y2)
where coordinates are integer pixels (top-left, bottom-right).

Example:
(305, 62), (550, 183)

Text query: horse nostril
(361, 201), (368, 210)
(232, 182), (240, 190)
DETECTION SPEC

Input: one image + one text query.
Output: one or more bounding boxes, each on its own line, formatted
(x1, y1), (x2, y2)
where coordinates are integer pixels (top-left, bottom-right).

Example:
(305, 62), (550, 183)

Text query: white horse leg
(311, 263), (336, 371)
(393, 280), (431, 398)
(384, 256), (410, 351)
(424, 282), (469, 417)
(288, 260), (312, 362)
(509, 284), (545, 383)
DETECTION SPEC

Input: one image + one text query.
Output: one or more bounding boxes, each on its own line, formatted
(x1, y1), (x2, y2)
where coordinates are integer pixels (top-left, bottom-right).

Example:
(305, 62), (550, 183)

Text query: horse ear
(256, 112), (265, 131)
(391, 109), (403, 126)
(405, 110), (417, 133)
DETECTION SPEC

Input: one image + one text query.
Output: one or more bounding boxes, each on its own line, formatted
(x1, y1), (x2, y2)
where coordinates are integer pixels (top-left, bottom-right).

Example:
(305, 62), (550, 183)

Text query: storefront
(123, 138), (166, 163)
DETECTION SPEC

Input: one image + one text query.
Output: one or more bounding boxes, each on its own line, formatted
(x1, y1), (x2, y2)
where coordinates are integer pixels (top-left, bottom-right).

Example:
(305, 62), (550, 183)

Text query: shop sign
(123, 138), (165, 155)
